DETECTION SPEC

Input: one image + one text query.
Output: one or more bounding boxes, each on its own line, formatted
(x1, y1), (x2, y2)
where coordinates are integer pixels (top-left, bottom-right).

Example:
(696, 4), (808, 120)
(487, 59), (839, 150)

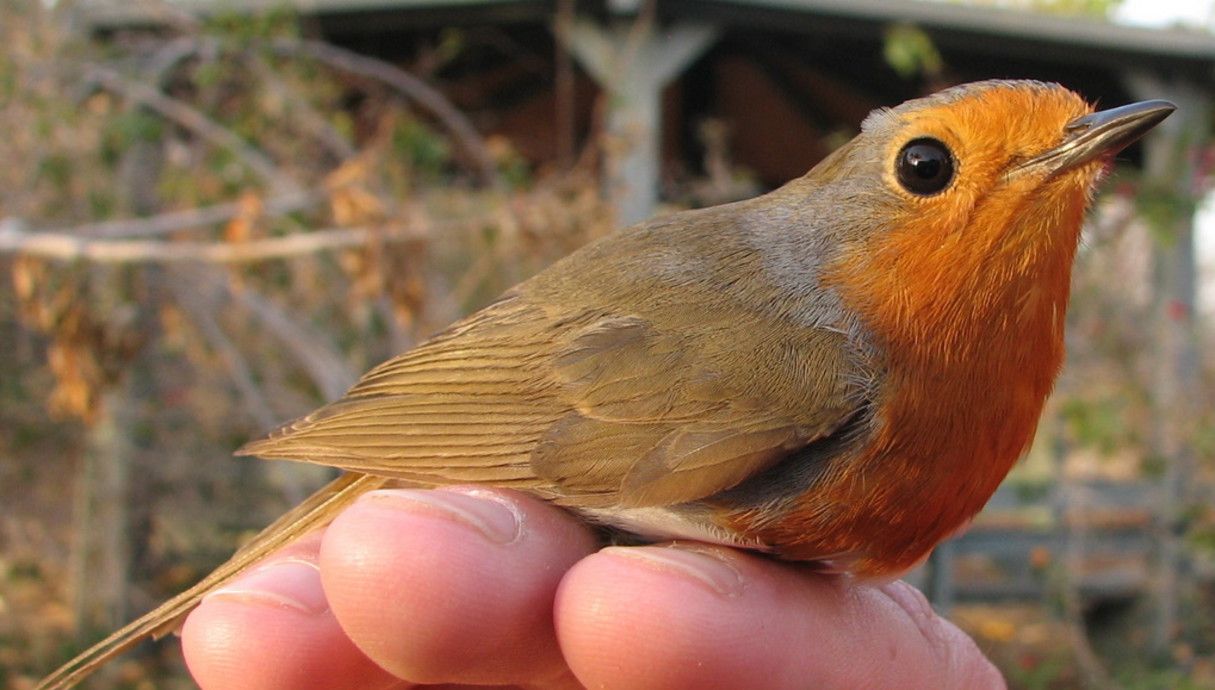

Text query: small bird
(36, 80), (1173, 689)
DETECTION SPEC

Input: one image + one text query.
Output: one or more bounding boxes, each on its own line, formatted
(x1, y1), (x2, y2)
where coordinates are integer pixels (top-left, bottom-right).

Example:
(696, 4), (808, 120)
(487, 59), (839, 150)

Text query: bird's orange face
(873, 84), (1097, 245)
(822, 82), (1103, 357)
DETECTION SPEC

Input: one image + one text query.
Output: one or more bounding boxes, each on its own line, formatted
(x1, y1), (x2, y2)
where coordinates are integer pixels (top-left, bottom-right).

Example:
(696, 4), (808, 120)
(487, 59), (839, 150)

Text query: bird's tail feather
(35, 472), (387, 690)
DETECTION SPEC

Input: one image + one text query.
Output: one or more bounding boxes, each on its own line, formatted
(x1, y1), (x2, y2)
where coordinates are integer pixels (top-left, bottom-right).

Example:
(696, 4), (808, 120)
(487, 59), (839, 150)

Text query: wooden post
(1126, 72), (1210, 657)
(71, 384), (135, 635)
(559, 15), (718, 226)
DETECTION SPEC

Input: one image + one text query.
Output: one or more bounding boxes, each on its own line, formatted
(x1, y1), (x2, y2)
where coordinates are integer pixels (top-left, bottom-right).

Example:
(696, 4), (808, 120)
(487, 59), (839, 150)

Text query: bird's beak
(1021, 99), (1176, 175)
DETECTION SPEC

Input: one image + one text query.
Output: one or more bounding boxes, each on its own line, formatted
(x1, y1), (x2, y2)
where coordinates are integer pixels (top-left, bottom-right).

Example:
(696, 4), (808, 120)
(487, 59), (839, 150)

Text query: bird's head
(798, 80), (1173, 352)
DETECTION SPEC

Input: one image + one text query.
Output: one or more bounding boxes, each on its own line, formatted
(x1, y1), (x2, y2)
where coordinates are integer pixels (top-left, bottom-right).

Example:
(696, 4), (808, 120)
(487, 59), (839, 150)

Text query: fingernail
(207, 560), (329, 615)
(604, 544), (747, 597)
(361, 488), (522, 544)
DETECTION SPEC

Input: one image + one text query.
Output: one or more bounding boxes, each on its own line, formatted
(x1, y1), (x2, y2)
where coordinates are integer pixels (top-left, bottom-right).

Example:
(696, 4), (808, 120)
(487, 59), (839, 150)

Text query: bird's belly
(576, 504), (768, 550)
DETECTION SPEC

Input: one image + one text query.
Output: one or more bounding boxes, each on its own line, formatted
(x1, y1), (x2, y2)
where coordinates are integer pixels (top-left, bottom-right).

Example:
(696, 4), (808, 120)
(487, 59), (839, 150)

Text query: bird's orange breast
(721, 167), (1090, 577)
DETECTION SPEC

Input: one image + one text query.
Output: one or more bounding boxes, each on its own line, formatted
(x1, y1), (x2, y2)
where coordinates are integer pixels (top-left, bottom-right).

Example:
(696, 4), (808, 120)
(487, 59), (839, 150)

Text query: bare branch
(131, 35), (356, 176)
(171, 276), (279, 431)
(0, 222), (426, 263)
(233, 286), (358, 401)
(71, 33), (497, 210)
(175, 269), (357, 404)
(56, 189), (327, 239)
(248, 54), (358, 162)
(268, 38), (501, 188)
(143, 34), (206, 85)
(81, 63), (300, 195)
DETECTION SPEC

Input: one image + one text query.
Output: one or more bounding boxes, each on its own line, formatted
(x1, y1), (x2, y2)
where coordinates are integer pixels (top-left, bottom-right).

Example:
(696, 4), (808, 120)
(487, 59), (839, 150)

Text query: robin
(36, 79), (1174, 689)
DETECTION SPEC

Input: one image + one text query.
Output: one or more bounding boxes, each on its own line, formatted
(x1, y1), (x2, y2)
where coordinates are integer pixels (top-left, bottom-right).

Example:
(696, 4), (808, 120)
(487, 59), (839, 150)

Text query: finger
(555, 543), (1005, 690)
(320, 486), (598, 688)
(181, 530), (408, 690)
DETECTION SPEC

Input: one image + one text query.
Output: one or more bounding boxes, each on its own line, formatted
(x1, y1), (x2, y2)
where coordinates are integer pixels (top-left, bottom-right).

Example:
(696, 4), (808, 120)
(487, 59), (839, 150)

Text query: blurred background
(3, 0), (1215, 687)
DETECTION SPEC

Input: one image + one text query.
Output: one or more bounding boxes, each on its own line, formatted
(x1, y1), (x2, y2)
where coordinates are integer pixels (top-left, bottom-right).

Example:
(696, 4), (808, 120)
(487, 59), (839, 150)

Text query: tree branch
(268, 38), (501, 187)
(171, 276), (279, 431)
(0, 221), (426, 263)
(248, 53), (358, 162)
(81, 63), (300, 195)
(233, 285), (358, 401)
(58, 189), (326, 239)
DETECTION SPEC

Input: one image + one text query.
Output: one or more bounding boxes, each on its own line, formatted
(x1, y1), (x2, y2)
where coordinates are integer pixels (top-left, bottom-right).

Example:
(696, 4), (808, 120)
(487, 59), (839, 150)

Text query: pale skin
(181, 486), (1006, 690)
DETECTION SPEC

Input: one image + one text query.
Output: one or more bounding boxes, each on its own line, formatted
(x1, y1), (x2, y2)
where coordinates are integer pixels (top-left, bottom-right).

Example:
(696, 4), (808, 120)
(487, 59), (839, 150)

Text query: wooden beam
(562, 16), (719, 226)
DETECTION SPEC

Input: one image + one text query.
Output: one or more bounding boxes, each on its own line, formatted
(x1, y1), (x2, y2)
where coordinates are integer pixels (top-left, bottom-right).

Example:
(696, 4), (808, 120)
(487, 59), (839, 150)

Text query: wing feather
(240, 291), (862, 507)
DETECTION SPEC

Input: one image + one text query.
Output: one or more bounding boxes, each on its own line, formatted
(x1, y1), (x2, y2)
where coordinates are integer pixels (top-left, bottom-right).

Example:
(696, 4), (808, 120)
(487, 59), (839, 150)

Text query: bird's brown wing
(240, 293), (859, 507)
(239, 295), (565, 488)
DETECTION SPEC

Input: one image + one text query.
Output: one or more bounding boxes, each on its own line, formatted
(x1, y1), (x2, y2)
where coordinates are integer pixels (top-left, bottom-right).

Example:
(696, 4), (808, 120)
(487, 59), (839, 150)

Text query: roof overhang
(83, 0), (1215, 77)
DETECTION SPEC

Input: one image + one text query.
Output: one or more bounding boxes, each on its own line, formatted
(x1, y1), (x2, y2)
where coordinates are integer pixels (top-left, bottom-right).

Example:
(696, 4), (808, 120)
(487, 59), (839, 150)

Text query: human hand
(181, 487), (1005, 689)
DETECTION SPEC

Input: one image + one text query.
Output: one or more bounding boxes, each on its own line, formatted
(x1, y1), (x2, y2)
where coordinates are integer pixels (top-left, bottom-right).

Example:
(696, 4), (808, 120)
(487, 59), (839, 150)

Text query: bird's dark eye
(896, 138), (955, 195)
